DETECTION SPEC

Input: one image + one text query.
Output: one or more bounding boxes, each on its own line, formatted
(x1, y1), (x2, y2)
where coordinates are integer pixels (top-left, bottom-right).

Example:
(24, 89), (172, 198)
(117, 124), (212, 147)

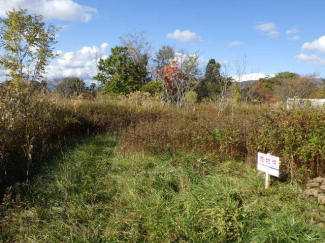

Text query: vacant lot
(1, 132), (325, 242)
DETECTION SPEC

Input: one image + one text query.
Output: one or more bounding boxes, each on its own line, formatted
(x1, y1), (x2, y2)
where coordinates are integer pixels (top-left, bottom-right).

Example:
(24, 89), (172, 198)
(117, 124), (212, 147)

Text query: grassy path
(1, 133), (325, 242)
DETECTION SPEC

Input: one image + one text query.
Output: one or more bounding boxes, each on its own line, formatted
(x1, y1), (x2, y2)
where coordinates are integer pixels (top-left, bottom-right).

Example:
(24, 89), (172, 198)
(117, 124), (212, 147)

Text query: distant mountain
(234, 80), (258, 88)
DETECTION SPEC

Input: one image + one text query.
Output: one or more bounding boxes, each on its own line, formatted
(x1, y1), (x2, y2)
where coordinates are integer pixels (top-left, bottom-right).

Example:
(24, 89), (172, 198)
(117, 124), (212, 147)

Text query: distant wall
(286, 98), (325, 109)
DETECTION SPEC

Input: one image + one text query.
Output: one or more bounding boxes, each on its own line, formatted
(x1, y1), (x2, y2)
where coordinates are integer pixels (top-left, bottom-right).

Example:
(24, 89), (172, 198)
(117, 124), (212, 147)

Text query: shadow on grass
(0, 131), (119, 208)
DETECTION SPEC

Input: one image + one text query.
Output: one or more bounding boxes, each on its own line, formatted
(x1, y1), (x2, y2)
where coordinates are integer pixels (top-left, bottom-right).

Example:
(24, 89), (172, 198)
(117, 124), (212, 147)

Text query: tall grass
(0, 88), (80, 194)
(0, 90), (165, 200)
(118, 99), (325, 182)
(1, 89), (325, 202)
(1, 133), (325, 242)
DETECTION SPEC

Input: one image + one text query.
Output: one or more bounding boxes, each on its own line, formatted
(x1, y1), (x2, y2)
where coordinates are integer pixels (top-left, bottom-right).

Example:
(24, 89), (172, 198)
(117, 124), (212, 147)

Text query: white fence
(286, 98), (325, 109)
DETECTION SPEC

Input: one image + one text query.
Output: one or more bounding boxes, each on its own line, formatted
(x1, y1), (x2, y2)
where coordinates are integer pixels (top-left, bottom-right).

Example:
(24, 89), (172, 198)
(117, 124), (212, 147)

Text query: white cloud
(290, 36), (300, 40)
(233, 73), (275, 82)
(60, 25), (69, 31)
(170, 52), (207, 67)
(167, 29), (202, 43)
(0, 0), (97, 22)
(101, 43), (109, 51)
(228, 41), (243, 47)
(218, 60), (228, 66)
(255, 22), (279, 38)
(0, 43), (108, 84)
(198, 56), (208, 66)
(45, 43), (109, 82)
(286, 26), (299, 35)
(0, 69), (9, 82)
(173, 52), (193, 63)
(56, 43), (108, 68)
(296, 54), (325, 65)
(302, 36), (325, 53)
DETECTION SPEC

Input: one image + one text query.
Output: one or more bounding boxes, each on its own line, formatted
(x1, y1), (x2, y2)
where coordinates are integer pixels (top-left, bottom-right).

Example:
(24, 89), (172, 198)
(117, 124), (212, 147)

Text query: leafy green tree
(258, 72), (299, 90)
(94, 46), (149, 94)
(56, 77), (85, 98)
(196, 59), (222, 100)
(0, 8), (59, 89)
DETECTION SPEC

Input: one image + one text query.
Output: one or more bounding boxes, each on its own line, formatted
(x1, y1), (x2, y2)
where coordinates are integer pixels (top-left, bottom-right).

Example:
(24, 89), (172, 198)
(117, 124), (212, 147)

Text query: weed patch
(1, 133), (325, 242)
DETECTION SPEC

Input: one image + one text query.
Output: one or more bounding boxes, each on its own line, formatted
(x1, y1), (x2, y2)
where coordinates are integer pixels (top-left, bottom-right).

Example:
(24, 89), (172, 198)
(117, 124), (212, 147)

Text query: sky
(0, 0), (324, 83)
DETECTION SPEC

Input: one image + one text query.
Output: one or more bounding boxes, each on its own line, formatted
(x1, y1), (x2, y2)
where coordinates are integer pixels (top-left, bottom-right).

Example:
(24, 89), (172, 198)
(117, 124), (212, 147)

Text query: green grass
(1, 132), (325, 242)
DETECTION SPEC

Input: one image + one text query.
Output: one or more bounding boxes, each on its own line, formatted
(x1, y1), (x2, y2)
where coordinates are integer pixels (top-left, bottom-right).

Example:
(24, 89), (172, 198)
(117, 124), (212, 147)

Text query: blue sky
(0, 0), (324, 82)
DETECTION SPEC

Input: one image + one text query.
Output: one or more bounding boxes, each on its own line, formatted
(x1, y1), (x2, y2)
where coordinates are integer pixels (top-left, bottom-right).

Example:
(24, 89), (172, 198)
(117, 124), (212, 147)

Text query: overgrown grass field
(1, 132), (325, 242)
(2, 91), (325, 242)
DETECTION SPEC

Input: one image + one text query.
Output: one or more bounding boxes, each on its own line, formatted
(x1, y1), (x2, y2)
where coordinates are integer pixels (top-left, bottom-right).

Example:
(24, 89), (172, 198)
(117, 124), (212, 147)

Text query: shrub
(140, 80), (162, 96)
(184, 91), (198, 104)
(251, 107), (325, 182)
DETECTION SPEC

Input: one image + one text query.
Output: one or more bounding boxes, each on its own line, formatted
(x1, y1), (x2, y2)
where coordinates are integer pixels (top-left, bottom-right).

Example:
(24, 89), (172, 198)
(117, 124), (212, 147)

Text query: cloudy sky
(0, 0), (324, 83)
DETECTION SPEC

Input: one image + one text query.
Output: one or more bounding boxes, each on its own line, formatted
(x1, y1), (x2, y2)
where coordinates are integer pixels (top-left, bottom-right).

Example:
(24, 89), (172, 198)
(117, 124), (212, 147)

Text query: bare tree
(213, 56), (247, 114)
(87, 46), (103, 92)
(233, 56), (247, 83)
(214, 62), (233, 114)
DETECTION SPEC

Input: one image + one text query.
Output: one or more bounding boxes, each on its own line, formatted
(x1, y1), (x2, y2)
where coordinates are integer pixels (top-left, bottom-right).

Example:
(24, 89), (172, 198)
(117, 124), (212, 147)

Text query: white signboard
(257, 152), (280, 177)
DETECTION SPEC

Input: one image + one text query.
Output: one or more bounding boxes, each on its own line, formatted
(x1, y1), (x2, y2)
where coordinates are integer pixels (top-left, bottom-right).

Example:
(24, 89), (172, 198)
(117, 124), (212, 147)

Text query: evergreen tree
(196, 59), (222, 100)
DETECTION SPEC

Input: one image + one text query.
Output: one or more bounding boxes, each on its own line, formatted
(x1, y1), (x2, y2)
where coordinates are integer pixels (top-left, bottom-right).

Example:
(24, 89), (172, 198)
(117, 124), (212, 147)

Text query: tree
(94, 46), (149, 94)
(273, 74), (319, 101)
(154, 45), (175, 80)
(90, 82), (96, 91)
(157, 52), (201, 107)
(258, 72), (298, 91)
(240, 72), (318, 103)
(119, 30), (152, 84)
(213, 62), (233, 112)
(56, 77), (85, 98)
(154, 45), (175, 69)
(25, 80), (48, 93)
(0, 8), (59, 89)
(241, 80), (278, 104)
(196, 59), (222, 100)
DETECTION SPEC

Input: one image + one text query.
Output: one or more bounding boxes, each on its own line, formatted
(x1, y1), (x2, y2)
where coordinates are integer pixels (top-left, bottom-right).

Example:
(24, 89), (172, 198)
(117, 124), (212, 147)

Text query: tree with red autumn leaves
(254, 83), (279, 104)
(156, 53), (201, 107)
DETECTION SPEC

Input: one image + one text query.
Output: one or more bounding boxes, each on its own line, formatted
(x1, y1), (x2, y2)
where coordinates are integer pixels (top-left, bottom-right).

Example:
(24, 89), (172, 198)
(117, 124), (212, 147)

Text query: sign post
(265, 173), (270, 189)
(257, 152), (280, 189)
